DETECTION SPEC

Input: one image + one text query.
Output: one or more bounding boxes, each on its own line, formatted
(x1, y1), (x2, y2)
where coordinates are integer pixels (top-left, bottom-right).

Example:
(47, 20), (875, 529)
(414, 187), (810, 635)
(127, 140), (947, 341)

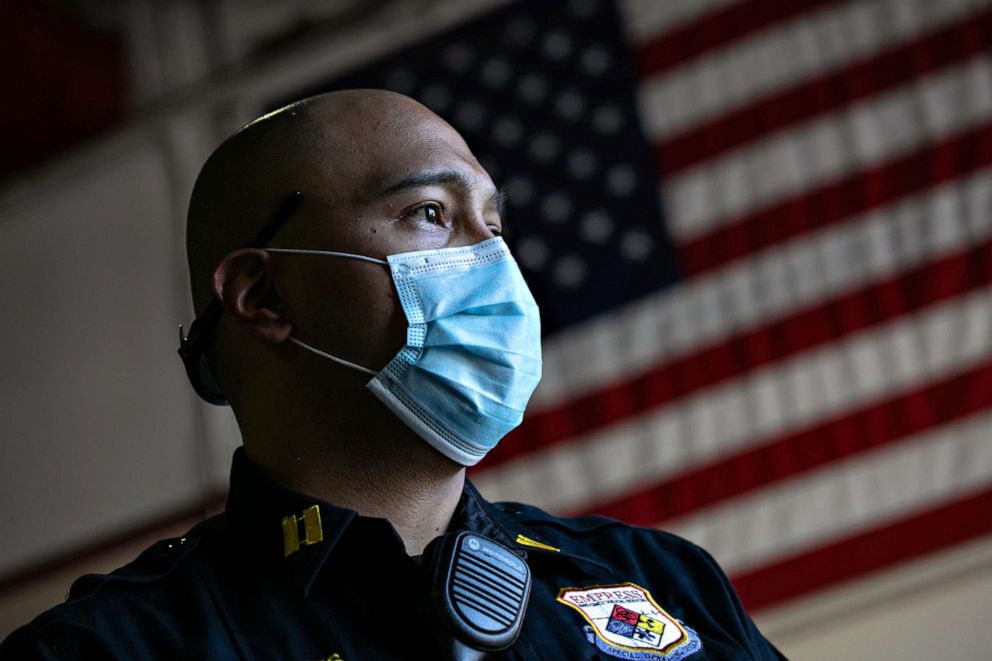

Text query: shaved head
(186, 89), (467, 315)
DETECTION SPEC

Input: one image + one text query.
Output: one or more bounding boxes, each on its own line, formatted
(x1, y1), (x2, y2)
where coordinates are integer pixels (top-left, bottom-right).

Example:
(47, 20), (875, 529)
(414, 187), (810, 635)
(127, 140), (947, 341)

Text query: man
(1, 90), (784, 659)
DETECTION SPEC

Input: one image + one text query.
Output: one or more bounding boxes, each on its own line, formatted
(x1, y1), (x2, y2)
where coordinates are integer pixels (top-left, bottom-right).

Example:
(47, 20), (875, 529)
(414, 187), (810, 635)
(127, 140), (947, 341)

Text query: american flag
(286, 0), (992, 614)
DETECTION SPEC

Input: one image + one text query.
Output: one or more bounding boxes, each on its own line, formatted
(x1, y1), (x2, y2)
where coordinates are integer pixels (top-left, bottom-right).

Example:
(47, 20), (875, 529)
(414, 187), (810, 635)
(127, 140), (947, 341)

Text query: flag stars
(541, 193), (574, 223)
(555, 90), (587, 121)
(553, 254), (588, 288)
(620, 229), (655, 262)
(580, 209), (614, 244)
(421, 83), (453, 112)
(529, 132), (561, 162)
(543, 30), (574, 61)
(569, 0), (598, 18)
(592, 105), (624, 134)
(606, 163), (638, 196)
(481, 57), (513, 88)
(504, 16), (537, 46)
(506, 176), (536, 206)
(580, 46), (612, 76)
(492, 116), (524, 147)
(442, 43), (475, 72)
(480, 156), (500, 180)
(567, 149), (598, 179)
(517, 74), (549, 104)
(454, 100), (487, 132)
(516, 236), (550, 271)
(384, 68), (416, 94)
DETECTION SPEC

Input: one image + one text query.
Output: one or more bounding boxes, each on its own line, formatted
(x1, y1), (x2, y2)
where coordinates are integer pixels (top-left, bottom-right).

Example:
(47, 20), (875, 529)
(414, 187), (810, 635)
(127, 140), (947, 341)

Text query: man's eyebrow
(382, 170), (506, 222)
(382, 170), (475, 195)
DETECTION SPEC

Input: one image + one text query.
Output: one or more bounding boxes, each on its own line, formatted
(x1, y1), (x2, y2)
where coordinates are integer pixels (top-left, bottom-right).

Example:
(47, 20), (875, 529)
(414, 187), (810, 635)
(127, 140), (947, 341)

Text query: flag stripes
(529, 171), (992, 410)
(582, 358), (992, 524)
(654, 5), (992, 176)
(633, 0), (841, 78)
(665, 58), (992, 244)
(665, 414), (992, 576)
(731, 484), (992, 610)
(621, 0), (742, 45)
(635, 0), (987, 141)
(680, 120), (992, 273)
(476, 286), (992, 513)
(472, 0), (992, 612)
(669, 409), (992, 574)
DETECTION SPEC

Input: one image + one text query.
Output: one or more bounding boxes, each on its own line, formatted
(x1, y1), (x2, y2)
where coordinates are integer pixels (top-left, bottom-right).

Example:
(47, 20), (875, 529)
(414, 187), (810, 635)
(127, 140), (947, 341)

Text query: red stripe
(635, 0), (840, 78)
(680, 123), (992, 275)
(732, 486), (992, 611)
(475, 239), (992, 473)
(576, 360), (992, 524)
(655, 7), (992, 175)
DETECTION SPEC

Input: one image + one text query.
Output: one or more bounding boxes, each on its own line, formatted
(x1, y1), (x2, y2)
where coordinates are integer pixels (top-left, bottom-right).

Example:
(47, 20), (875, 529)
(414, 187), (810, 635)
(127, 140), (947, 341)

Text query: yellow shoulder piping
(515, 533), (560, 552)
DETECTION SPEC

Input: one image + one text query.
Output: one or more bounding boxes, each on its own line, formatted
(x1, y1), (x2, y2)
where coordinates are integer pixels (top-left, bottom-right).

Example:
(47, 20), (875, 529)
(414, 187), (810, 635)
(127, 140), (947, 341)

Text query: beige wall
(0, 137), (204, 574)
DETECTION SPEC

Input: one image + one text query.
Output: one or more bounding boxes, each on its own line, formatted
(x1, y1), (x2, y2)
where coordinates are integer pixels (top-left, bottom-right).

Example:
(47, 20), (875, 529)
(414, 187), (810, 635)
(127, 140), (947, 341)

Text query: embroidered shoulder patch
(556, 582), (702, 660)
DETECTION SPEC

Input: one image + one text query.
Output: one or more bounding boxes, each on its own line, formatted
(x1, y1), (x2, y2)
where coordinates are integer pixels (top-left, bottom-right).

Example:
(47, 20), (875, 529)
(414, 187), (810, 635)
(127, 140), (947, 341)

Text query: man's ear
(212, 248), (292, 344)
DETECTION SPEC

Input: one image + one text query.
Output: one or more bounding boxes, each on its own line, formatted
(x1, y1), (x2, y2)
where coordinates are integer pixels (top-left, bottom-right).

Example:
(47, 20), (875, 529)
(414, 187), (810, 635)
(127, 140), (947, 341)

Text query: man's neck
(242, 400), (466, 556)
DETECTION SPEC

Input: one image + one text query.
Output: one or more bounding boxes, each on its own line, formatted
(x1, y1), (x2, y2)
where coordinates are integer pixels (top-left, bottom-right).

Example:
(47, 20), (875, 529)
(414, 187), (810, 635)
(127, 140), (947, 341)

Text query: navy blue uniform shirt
(1, 449), (784, 660)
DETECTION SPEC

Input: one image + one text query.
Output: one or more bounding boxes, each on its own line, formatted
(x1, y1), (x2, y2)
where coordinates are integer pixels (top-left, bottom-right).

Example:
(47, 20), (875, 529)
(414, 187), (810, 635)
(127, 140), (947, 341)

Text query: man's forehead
(290, 93), (488, 200)
(346, 128), (492, 204)
(302, 91), (468, 155)
(368, 142), (492, 192)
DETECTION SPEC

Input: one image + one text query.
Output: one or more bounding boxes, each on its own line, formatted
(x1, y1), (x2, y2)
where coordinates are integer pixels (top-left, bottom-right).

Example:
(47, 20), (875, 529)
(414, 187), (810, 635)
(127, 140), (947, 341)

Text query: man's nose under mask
(266, 237), (543, 466)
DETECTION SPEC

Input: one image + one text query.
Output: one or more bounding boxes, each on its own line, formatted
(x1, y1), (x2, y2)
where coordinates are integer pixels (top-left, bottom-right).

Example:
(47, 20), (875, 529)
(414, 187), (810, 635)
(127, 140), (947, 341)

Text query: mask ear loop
(265, 247), (390, 377)
(286, 337), (377, 376)
(266, 248), (387, 266)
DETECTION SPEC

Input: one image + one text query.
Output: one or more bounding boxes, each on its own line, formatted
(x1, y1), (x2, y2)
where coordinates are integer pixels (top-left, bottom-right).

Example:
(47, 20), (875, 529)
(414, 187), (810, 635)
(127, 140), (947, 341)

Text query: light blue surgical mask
(267, 237), (542, 466)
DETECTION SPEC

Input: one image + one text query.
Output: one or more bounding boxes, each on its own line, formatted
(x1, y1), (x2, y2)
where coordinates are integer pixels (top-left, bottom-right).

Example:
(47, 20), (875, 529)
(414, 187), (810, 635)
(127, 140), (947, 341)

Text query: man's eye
(410, 204), (444, 225)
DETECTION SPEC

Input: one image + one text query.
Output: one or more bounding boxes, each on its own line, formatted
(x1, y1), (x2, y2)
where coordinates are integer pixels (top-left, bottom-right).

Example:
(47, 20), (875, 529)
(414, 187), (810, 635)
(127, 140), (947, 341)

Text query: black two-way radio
(422, 531), (532, 660)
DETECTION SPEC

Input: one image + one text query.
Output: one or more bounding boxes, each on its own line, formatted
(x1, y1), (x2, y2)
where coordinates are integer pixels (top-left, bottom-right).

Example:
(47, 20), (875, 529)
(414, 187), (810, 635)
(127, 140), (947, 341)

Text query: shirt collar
(225, 447), (354, 596)
(454, 479), (519, 548)
(224, 448), (602, 597)
(452, 479), (610, 575)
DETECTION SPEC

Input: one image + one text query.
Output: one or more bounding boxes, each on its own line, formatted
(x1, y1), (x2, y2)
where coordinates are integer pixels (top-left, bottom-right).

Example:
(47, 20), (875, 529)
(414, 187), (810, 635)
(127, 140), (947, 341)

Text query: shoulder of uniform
(492, 499), (710, 560)
(2, 515), (229, 656)
(492, 499), (621, 532)
(65, 513), (224, 603)
(492, 499), (686, 540)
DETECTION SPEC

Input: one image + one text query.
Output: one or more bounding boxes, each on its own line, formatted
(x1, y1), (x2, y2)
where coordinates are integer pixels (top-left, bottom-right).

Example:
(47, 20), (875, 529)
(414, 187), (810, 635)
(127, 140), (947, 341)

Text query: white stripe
(665, 409), (992, 575)
(637, 0), (989, 140)
(662, 56), (992, 241)
(475, 287), (992, 512)
(620, 0), (741, 44)
(530, 171), (992, 410)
